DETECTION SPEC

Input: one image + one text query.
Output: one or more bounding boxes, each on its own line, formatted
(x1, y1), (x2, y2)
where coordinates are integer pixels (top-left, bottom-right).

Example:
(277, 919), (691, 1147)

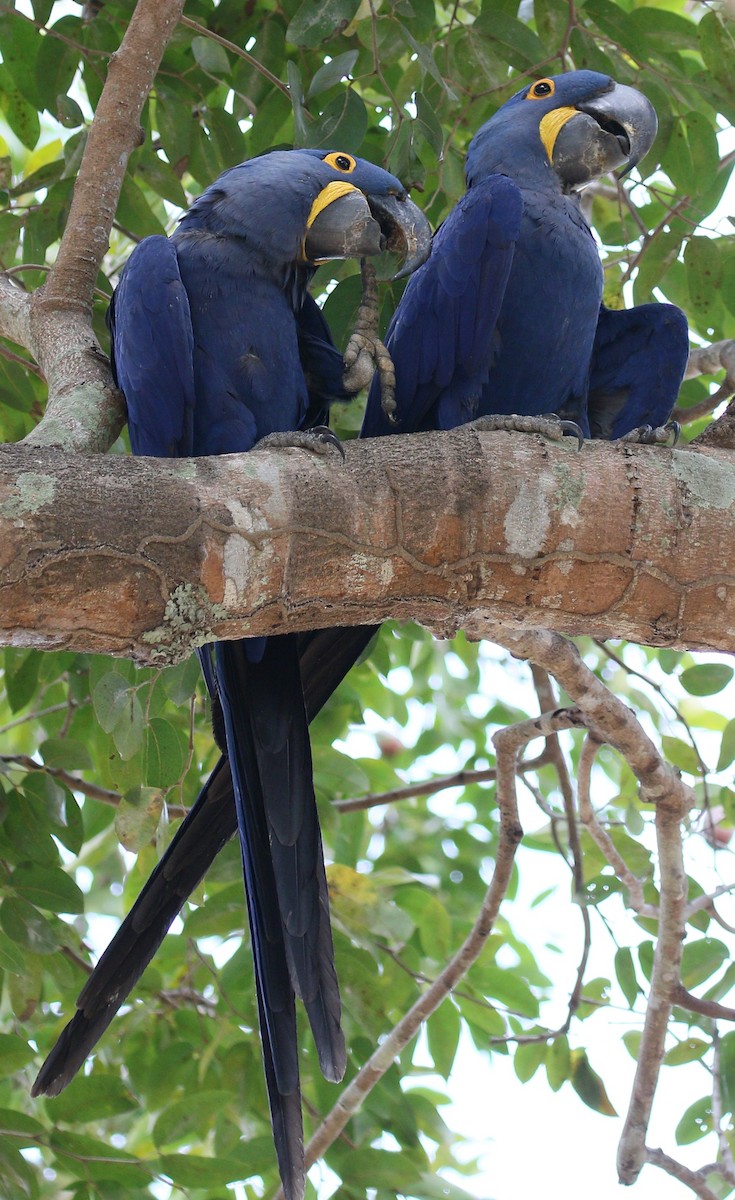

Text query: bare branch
(577, 734), (658, 918)
(617, 777), (688, 1185)
(530, 665), (584, 895)
(333, 765), (498, 812)
(644, 1148), (721, 1200)
(711, 1027), (735, 1184)
(671, 984), (735, 1023)
(4, 0), (187, 451)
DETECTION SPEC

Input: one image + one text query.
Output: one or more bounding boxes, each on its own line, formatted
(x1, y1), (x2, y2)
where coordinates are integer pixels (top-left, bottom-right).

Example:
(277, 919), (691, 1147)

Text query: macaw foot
(255, 426), (346, 459)
(469, 413), (584, 449)
(342, 259), (398, 423)
(620, 420), (680, 447)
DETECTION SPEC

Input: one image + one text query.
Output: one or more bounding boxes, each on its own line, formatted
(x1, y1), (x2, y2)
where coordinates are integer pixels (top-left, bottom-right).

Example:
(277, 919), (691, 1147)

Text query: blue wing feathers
(108, 237), (196, 457)
(588, 303), (689, 439)
(363, 174), (522, 437)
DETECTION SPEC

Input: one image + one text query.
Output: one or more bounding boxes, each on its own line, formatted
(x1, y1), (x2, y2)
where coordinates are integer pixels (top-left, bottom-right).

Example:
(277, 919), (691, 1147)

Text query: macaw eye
(324, 151), (356, 173)
(528, 78), (555, 99)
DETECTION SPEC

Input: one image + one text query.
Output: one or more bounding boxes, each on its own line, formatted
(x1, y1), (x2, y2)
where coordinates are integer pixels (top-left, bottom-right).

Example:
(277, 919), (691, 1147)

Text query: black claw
(558, 419), (585, 450)
(667, 420), (681, 447)
(311, 425), (346, 459)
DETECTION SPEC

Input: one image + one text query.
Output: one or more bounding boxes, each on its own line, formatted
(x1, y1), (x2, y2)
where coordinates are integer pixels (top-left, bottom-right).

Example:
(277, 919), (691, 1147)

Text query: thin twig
(643, 1148), (720, 1200)
(577, 734), (657, 918)
(179, 16), (290, 97)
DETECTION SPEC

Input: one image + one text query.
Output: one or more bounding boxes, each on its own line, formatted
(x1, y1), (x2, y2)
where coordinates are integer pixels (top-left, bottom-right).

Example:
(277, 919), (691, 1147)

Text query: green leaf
(40, 737), (93, 771)
(680, 938), (729, 989)
(159, 1153), (251, 1188)
(36, 16), (83, 113)
(546, 1034), (570, 1091)
(10, 863), (84, 913)
(675, 1095), (713, 1145)
(4, 648), (42, 713)
(95, 680), (146, 759)
(614, 947), (640, 1008)
(93, 671), (136, 733)
(699, 12), (735, 118)
(115, 788), (164, 852)
(306, 88), (367, 151)
(143, 718), (187, 788)
(663, 112), (719, 197)
(0, 67), (40, 149)
(116, 174), (167, 239)
(570, 1049), (617, 1116)
(664, 1038), (709, 1067)
(0, 898), (60, 954)
(513, 1037), (546, 1083)
(44, 1075), (138, 1124)
(680, 662), (733, 697)
(48, 1130), (151, 1186)
(414, 92), (444, 157)
(153, 1090), (233, 1149)
(481, 966), (539, 1018)
(0, 13), (42, 109)
(286, 0), (361, 49)
(426, 1000), (461, 1080)
(718, 1031), (735, 1114)
(0, 1034), (36, 1073)
(55, 94), (85, 128)
(0, 931), (27, 975)
(661, 735), (702, 776)
(191, 35), (231, 76)
(473, 10), (547, 69)
(0, 1136), (37, 1199)
(0, 1107), (45, 1138)
(307, 51), (359, 98)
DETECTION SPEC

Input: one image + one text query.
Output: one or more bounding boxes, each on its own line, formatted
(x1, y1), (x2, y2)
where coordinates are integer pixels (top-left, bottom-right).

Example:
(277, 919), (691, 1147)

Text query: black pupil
(534, 82), (551, 95)
(335, 155), (351, 169)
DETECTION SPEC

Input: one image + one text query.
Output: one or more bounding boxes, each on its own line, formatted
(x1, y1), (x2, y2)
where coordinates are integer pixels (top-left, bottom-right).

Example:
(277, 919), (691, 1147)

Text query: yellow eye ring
(323, 151), (356, 172)
(527, 78), (555, 100)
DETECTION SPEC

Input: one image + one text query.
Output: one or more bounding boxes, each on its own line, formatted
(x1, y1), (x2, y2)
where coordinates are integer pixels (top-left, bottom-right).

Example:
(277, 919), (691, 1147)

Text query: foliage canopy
(1, 0), (735, 1197)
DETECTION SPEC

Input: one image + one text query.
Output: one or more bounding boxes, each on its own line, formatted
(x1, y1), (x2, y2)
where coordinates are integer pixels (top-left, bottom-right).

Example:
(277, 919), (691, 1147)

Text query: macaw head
(180, 148), (431, 279)
(466, 70), (657, 192)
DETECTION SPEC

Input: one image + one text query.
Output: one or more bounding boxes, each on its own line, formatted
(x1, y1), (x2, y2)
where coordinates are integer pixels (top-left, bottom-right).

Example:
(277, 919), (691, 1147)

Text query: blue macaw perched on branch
(31, 148), (430, 1200)
(363, 70), (689, 442)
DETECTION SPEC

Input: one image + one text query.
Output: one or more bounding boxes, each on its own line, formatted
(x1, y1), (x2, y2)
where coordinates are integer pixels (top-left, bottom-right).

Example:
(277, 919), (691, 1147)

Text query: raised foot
(620, 421), (680, 447)
(255, 426), (345, 459)
(342, 259), (398, 423)
(469, 413), (584, 449)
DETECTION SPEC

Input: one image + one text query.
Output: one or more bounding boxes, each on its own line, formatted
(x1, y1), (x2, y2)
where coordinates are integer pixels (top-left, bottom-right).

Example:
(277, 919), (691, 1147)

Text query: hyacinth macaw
(32, 148), (430, 1200)
(363, 69), (689, 441)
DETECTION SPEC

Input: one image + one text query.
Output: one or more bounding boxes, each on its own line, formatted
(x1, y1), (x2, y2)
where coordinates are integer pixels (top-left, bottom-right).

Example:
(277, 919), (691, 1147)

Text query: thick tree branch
(2, 433), (735, 662)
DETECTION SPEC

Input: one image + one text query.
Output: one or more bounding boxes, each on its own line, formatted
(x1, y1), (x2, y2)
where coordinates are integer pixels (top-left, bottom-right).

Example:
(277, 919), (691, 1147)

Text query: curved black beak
(303, 189), (431, 279)
(366, 192), (432, 279)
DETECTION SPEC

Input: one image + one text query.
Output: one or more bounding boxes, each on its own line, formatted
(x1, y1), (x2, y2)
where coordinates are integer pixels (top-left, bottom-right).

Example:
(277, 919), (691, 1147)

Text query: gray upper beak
(367, 192), (432, 279)
(577, 81), (658, 174)
(303, 190), (431, 279)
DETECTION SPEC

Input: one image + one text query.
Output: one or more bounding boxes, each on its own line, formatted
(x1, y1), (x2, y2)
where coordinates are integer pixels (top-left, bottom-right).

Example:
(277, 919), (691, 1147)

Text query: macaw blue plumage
(362, 70), (689, 441)
(31, 147), (430, 1200)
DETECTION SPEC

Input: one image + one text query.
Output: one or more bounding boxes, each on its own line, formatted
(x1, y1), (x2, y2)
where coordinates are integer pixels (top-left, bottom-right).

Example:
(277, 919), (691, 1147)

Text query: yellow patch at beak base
(306, 181), (360, 229)
(539, 106), (578, 162)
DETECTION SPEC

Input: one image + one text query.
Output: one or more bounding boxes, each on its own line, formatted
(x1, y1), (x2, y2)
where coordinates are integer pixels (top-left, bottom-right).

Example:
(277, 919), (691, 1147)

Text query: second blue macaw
(363, 70), (689, 441)
(32, 147), (429, 1200)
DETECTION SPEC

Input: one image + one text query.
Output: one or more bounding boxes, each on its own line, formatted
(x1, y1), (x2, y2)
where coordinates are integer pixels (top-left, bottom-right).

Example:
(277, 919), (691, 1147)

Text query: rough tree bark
(1, 429), (733, 663)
